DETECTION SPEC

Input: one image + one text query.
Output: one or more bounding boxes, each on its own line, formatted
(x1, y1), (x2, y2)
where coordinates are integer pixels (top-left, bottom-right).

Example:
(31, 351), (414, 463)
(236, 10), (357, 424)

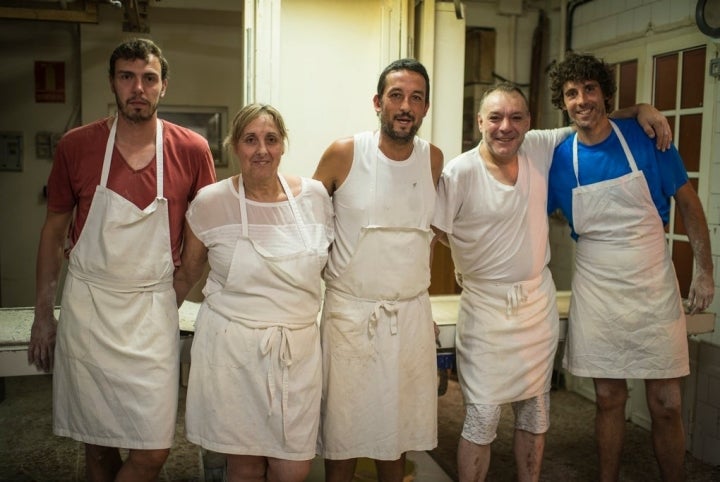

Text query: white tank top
(325, 131), (436, 281)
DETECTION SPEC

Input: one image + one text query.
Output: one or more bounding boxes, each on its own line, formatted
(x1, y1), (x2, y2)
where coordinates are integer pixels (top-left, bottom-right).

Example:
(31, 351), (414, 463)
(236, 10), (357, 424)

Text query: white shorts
(461, 392), (551, 445)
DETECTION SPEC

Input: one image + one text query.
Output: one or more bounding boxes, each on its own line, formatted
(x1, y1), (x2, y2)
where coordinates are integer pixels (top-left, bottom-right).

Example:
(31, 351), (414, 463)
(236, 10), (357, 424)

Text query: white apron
(53, 117), (180, 449)
(563, 120), (688, 379)
(456, 267), (559, 405)
(319, 152), (437, 460)
(185, 174), (324, 460)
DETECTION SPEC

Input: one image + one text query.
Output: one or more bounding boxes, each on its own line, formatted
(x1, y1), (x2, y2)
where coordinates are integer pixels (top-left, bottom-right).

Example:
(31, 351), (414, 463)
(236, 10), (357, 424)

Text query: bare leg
(324, 458), (357, 482)
(513, 429), (544, 482)
(457, 436), (491, 482)
(115, 448), (170, 482)
(593, 378), (628, 482)
(375, 454), (406, 482)
(646, 378), (685, 482)
(84, 444), (122, 482)
(226, 454), (266, 482)
(265, 457), (313, 482)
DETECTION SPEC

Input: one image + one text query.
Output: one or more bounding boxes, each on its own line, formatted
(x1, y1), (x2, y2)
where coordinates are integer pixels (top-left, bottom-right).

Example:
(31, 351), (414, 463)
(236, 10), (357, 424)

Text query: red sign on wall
(35, 61), (65, 103)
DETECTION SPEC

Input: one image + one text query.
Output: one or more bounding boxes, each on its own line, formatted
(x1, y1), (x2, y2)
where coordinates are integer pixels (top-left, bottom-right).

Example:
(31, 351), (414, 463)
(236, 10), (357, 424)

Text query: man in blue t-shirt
(548, 52), (714, 481)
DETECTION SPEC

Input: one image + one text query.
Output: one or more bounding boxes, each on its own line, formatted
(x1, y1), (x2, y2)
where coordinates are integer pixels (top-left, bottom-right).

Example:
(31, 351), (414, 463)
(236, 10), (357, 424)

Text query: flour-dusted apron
(319, 152), (437, 461)
(185, 174), (324, 460)
(456, 266), (559, 405)
(53, 117), (179, 449)
(563, 120), (688, 379)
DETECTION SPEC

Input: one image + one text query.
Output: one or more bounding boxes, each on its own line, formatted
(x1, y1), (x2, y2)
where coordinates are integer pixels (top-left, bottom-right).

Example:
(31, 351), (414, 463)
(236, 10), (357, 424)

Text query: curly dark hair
(548, 52), (615, 114)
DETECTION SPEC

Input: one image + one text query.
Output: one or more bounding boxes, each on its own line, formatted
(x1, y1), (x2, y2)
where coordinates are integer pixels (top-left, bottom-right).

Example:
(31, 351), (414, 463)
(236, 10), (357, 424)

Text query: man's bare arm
(674, 181), (714, 314)
(29, 210), (72, 372)
(174, 224), (209, 307)
(429, 144), (444, 188)
(312, 138), (355, 196)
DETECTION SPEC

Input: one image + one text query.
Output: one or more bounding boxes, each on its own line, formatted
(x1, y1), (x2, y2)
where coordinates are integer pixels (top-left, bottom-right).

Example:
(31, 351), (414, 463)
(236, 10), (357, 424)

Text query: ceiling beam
(0, 1), (98, 23)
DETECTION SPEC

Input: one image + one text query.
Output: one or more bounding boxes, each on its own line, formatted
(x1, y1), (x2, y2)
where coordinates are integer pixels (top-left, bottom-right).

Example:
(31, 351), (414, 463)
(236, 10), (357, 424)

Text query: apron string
(100, 117), (117, 187)
(68, 265), (172, 292)
(506, 283), (527, 317)
(277, 173), (311, 249)
(369, 300), (399, 337)
(237, 173), (311, 248)
(572, 119), (639, 186)
(101, 117), (164, 199)
(259, 325), (295, 444)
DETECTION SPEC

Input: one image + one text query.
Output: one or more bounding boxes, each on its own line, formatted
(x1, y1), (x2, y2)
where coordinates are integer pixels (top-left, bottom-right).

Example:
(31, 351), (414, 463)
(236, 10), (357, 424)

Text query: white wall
(431, 2), (466, 161)
(569, 0), (696, 51)
(277, 0), (388, 177)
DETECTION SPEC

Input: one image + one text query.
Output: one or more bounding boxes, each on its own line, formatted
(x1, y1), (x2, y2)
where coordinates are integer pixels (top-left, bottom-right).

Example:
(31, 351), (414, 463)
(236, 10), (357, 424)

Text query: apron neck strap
(100, 117), (164, 198)
(572, 119), (639, 186)
(155, 119), (164, 198)
(238, 173), (311, 248)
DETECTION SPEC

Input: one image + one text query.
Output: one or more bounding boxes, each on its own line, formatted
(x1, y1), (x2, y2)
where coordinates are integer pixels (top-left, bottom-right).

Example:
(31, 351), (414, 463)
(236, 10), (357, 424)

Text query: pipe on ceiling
(565, 0), (593, 53)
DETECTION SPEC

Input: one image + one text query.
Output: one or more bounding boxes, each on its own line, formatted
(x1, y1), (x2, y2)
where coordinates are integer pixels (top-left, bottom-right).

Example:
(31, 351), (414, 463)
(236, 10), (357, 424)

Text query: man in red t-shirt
(28, 38), (216, 481)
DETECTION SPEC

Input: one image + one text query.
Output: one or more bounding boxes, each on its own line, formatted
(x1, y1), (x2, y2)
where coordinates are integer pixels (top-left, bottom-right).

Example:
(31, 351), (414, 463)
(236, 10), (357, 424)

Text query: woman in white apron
(174, 104), (333, 482)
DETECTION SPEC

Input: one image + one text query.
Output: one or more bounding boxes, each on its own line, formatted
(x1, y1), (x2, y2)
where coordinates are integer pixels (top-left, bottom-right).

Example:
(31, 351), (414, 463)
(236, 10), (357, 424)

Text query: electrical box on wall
(0, 132), (23, 171)
(710, 58), (720, 78)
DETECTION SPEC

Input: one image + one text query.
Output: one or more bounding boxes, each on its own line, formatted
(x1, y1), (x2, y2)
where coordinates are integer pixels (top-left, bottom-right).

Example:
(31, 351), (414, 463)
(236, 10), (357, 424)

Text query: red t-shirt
(47, 117), (217, 265)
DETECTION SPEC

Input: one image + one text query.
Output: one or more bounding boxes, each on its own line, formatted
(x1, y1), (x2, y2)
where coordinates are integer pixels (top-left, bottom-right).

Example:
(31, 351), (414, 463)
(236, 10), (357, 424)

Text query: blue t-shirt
(548, 118), (688, 239)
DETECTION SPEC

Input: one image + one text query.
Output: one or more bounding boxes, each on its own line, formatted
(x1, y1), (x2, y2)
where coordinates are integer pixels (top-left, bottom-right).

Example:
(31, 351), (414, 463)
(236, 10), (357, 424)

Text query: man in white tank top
(313, 59), (443, 482)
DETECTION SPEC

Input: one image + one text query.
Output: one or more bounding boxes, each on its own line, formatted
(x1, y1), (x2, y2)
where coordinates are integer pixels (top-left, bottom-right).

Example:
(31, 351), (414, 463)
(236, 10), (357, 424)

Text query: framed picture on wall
(157, 105), (228, 167)
(108, 104), (228, 167)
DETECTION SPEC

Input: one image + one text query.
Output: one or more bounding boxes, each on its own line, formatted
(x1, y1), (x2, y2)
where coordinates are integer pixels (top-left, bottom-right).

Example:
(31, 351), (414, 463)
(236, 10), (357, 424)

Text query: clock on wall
(696, 0), (720, 38)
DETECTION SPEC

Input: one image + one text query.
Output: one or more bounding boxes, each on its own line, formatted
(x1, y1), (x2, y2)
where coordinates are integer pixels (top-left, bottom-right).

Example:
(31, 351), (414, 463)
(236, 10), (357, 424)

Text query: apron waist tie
(506, 283), (527, 317)
(260, 326), (295, 443)
(369, 300), (399, 336)
(68, 265), (173, 292)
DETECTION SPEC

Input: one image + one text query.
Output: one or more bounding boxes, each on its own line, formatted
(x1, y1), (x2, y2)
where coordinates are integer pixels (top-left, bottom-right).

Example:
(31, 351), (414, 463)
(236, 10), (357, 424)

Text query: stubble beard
(116, 94), (158, 124)
(380, 118), (420, 144)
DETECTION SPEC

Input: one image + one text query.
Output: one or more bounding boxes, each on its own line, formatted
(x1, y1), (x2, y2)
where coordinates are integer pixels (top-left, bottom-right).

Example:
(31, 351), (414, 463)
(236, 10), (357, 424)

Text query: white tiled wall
(571, 0), (696, 51)
(698, 79), (720, 346)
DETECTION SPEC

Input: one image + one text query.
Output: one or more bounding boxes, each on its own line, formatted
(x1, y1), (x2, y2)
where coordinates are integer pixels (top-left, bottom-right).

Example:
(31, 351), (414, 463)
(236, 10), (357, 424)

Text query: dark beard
(380, 120), (418, 143)
(116, 97), (157, 123)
